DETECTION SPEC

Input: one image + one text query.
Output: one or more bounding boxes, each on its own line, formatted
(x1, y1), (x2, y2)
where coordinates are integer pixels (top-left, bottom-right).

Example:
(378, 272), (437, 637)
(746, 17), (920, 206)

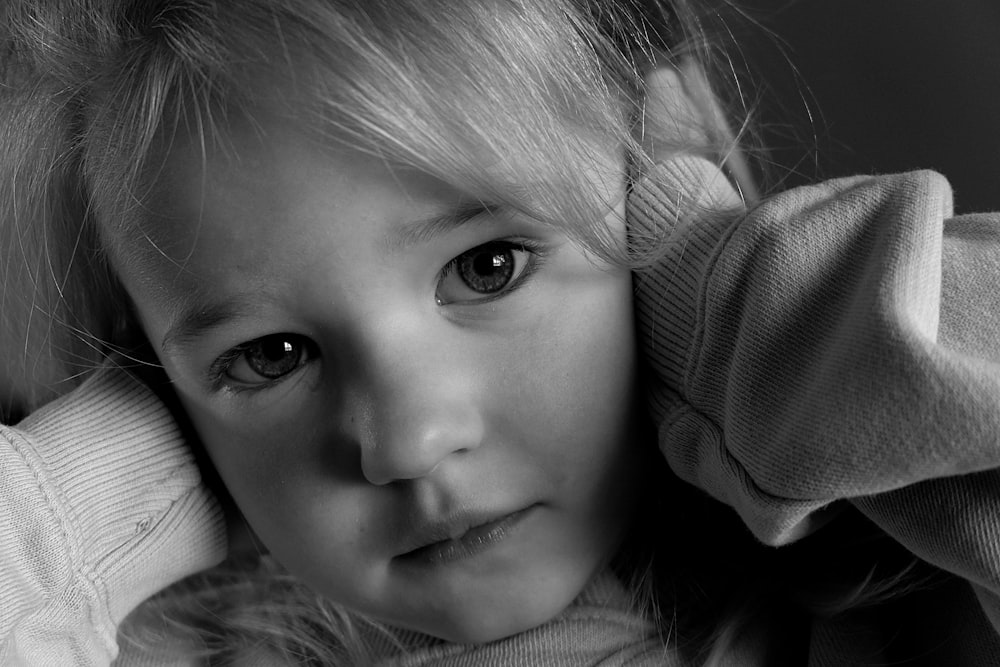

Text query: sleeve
(1, 365), (226, 665)
(630, 156), (1000, 620)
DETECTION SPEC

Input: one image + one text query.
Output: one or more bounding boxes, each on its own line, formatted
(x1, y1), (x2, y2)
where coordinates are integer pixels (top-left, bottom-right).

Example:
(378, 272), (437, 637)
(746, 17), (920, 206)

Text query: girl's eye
(436, 240), (540, 305)
(221, 334), (316, 385)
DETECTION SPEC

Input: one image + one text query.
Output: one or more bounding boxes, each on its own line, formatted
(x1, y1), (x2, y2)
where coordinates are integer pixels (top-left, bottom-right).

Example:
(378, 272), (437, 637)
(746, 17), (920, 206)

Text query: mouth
(396, 505), (536, 565)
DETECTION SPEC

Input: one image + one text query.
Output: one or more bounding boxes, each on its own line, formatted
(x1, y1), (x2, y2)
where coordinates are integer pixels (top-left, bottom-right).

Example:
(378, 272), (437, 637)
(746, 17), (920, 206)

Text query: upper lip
(395, 506), (525, 558)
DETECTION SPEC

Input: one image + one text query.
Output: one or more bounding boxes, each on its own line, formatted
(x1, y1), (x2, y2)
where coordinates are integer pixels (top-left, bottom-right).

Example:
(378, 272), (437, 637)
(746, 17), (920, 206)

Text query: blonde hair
(1, 0), (747, 415)
(1, 0), (766, 662)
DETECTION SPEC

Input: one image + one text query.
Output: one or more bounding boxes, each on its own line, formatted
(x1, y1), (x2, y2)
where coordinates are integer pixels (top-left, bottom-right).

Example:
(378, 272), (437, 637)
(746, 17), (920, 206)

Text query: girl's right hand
(1, 360), (227, 665)
(120, 350), (264, 560)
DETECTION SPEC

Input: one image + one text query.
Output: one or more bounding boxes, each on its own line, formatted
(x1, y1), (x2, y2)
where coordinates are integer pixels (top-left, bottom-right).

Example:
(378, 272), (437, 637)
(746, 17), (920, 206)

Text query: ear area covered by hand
(638, 65), (710, 164)
(637, 60), (759, 204)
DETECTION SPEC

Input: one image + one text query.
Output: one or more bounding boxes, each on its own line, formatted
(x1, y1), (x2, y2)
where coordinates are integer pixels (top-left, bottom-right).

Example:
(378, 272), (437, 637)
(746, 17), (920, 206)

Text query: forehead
(140, 118), (458, 261)
(110, 115), (478, 331)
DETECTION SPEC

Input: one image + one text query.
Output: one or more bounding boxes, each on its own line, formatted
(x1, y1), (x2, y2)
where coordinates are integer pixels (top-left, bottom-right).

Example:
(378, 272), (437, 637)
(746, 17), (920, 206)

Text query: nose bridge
(354, 321), (484, 486)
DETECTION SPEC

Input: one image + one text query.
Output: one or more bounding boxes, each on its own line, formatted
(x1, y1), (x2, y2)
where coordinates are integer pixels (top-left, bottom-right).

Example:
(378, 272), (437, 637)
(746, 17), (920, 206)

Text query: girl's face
(116, 115), (641, 642)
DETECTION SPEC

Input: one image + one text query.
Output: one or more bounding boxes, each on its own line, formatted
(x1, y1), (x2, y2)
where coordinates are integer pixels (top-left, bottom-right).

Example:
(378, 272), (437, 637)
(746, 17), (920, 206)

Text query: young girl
(2, 0), (999, 665)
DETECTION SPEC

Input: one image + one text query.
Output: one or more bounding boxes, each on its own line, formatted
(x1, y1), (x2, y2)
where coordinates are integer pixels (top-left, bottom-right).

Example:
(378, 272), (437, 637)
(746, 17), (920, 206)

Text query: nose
(356, 343), (485, 486)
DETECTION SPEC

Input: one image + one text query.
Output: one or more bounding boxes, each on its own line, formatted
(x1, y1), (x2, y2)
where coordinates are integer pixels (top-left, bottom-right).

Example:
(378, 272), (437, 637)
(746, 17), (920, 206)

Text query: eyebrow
(160, 297), (257, 356)
(381, 201), (500, 253)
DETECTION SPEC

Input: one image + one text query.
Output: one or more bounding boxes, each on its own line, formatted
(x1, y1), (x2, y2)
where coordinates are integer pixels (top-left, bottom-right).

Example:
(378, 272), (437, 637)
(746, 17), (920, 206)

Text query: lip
(396, 505), (536, 565)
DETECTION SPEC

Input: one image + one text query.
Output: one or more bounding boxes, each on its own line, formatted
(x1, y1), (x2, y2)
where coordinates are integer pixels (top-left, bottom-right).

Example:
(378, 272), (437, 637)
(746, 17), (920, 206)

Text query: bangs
(84, 0), (670, 264)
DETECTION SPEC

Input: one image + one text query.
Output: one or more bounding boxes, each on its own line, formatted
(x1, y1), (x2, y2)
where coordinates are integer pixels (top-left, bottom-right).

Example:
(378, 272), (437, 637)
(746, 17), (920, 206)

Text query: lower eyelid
(213, 360), (312, 396)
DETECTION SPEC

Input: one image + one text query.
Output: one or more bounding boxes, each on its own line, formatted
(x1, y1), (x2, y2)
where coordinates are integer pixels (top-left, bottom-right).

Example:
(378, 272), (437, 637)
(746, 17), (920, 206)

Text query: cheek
(506, 267), (637, 461)
(543, 268), (634, 405)
(177, 395), (376, 568)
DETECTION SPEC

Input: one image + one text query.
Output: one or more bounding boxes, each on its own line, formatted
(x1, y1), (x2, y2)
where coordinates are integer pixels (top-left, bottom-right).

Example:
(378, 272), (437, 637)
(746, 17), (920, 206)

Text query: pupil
(459, 246), (515, 294)
(263, 339), (293, 360)
(475, 252), (506, 274)
(247, 337), (300, 378)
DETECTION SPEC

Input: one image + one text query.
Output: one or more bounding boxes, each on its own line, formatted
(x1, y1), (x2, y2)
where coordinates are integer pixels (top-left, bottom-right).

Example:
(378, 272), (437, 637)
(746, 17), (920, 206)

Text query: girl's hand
(117, 347), (263, 560)
(1, 359), (227, 664)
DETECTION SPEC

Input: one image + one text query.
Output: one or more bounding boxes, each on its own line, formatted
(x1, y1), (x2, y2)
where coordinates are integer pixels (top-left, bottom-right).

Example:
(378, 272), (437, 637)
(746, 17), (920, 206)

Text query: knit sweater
(2, 158), (999, 665)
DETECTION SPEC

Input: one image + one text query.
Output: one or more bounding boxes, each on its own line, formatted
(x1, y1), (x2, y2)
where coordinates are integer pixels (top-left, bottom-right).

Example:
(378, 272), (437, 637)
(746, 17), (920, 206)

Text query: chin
(417, 579), (585, 645)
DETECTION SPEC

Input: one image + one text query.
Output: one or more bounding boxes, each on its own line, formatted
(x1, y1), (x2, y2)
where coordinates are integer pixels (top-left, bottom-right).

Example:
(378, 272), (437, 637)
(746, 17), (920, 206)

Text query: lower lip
(401, 506), (536, 565)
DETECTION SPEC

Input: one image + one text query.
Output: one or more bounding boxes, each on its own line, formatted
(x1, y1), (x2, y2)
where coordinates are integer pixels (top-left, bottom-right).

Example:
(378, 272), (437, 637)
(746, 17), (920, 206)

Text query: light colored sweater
(2, 157), (999, 664)
(632, 156), (1000, 664)
(0, 370), (226, 664)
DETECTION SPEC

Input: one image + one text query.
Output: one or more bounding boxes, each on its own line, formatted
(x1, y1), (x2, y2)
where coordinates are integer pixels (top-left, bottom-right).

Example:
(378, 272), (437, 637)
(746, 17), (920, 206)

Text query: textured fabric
(0, 368), (226, 665)
(632, 156), (1000, 664)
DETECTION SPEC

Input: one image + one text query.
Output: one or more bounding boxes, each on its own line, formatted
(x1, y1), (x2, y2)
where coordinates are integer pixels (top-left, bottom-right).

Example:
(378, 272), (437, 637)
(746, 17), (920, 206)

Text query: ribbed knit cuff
(15, 366), (226, 624)
(630, 156), (744, 395)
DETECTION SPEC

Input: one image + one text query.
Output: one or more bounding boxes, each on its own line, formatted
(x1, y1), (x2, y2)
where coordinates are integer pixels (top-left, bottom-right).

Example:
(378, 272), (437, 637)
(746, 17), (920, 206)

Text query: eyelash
(208, 347), (242, 389)
(207, 236), (550, 393)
